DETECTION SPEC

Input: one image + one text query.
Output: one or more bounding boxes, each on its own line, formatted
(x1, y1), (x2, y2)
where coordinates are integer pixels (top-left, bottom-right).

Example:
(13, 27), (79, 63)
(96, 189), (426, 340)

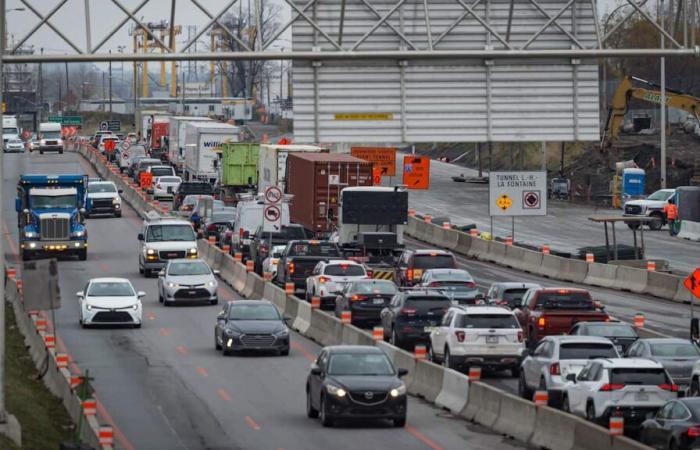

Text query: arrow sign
(685, 268), (700, 299)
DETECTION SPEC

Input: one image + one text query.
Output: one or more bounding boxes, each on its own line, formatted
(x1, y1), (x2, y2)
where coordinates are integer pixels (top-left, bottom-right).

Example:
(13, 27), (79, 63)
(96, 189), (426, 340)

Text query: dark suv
(394, 249), (457, 287)
(173, 182), (214, 211)
(379, 290), (451, 349)
(250, 224), (309, 274)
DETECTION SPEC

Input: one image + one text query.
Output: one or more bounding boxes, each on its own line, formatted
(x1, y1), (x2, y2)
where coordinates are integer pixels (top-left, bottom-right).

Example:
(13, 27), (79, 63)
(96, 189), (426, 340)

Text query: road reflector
(70, 375), (82, 389)
(223, 245), (231, 253)
(442, 222), (451, 229)
(36, 318), (47, 332)
(208, 235), (216, 245)
(505, 236), (513, 246)
(534, 390), (549, 406)
(647, 261), (656, 272)
(6, 267), (16, 280)
(542, 245), (550, 255)
(586, 253), (594, 263)
(311, 297), (321, 309)
(414, 344), (427, 360)
(285, 282), (295, 295)
(99, 425), (114, 445)
(263, 271), (273, 281)
(609, 416), (624, 436)
(44, 334), (55, 349)
(408, 208), (416, 217)
(372, 326), (383, 341)
(56, 353), (69, 369)
(234, 252), (243, 262)
(469, 229), (479, 237)
(246, 260), (254, 272)
(83, 398), (97, 416)
(468, 366), (482, 381)
(423, 214), (432, 224)
(634, 313), (645, 328)
(340, 311), (352, 324)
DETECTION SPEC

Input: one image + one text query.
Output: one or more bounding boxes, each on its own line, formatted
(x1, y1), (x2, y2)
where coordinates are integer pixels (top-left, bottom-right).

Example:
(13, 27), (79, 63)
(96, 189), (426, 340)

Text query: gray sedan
(626, 338), (700, 388)
(157, 259), (219, 306)
(416, 268), (483, 304)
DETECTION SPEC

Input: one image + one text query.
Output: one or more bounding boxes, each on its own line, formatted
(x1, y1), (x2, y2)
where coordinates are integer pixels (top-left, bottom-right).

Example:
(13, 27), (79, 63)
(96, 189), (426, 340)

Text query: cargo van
(231, 196), (290, 259)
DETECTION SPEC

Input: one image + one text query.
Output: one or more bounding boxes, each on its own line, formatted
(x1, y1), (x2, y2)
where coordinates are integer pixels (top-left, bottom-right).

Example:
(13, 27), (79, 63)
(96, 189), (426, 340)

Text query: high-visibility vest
(664, 204), (678, 220)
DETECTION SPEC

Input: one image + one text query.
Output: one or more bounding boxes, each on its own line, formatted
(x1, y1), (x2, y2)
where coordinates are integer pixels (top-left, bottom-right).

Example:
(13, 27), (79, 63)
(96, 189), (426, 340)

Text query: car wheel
(510, 366), (520, 378)
(215, 333), (222, 350)
(427, 343), (436, 363)
(518, 372), (533, 400)
(320, 395), (334, 427)
(78, 249), (87, 261)
(134, 323), (141, 329)
(649, 213), (664, 231)
(210, 299), (218, 305)
(393, 416), (406, 428)
(562, 395), (571, 413)
(390, 328), (400, 348)
(306, 388), (319, 418)
(443, 347), (456, 370)
(585, 402), (596, 422)
(139, 265), (144, 275)
(280, 348), (290, 356)
(668, 438), (679, 450)
(691, 378), (700, 397)
(115, 211), (122, 218)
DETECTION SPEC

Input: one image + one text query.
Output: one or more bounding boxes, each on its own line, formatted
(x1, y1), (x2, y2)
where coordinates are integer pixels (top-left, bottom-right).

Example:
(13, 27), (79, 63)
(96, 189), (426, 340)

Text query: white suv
(138, 218), (198, 277)
(429, 306), (526, 376)
(562, 358), (678, 431)
(305, 260), (368, 309)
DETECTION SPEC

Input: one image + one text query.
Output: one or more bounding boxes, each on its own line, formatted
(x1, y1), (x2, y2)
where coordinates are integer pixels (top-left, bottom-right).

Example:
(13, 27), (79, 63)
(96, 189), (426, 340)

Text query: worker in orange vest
(663, 197), (679, 236)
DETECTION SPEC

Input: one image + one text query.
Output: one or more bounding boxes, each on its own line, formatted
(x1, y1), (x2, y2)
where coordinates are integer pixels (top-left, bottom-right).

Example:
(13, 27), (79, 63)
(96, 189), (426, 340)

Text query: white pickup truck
(623, 189), (676, 230)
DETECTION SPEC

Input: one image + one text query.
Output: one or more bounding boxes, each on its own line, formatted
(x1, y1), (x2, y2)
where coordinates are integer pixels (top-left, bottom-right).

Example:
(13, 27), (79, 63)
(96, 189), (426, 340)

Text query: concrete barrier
(484, 241), (507, 265)
(559, 258), (589, 284)
(378, 341), (416, 389)
(468, 237), (491, 260)
(491, 392), (536, 443)
(341, 324), (374, 346)
(231, 262), (248, 293)
(250, 273), (266, 298)
(584, 262), (619, 288)
(306, 310), (343, 346)
(454, 231), (472, 256)
(573, 415), (615, 450)
(408, 360), (444, 402)
(616, 265), (649, 293)
(284, 295), (300, 322)
(678, 220), (700, 241)
(264, 283), (288, 311)
(412, 220), (431, 242)
(674, 282), (694, 303)
(529, 406), (577, 450)
(612, 436), (653, 450)
(434, 368), (469, 414)
(461, 381), (502, 428)
(502, 245), (530, 271)
(646, 271), (683, 301)
(197, 240), (213, 265)
(210, 247), (226, 271)
(241, 273), (257, 298)
(433, 227), (460, 250)
(539, 254), (566, 279)
(292, 300), (312, 334)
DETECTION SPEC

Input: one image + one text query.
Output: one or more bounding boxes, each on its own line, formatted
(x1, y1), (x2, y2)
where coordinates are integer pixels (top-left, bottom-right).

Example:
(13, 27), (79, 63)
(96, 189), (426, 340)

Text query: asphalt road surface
(3, 150), (525, 450)
(396, 153), (699, 273)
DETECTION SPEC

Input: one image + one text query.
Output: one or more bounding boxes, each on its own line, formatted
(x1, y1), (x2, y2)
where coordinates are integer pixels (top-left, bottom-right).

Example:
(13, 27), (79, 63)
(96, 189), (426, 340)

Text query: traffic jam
(17, 115), (700, 448)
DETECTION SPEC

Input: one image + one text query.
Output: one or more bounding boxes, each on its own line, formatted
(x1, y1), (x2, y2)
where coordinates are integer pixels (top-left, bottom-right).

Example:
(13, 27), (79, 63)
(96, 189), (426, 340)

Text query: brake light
(549, 363), (560, 375)
(239, 228), (245, 239)
(557, 289), (570, 294)
(537, 317), (546, 329)
(517, 330), (523, 342)
(350, 295), (367, 302)
(687, 426), (700, 437)
(288, 262), (295, 274)
(659, 384), (679, 392)
(319, 276), (330, 284)
(156, 184), (162, 189)
(400, 308), (416, 316)
(340, 263), (348, 269)
(407, 269), (413, 280)
(599, 384), (625, 391)
(455, 331), (465, 342)
(207, 224), (217, 232)
(366, 270), (373, 278)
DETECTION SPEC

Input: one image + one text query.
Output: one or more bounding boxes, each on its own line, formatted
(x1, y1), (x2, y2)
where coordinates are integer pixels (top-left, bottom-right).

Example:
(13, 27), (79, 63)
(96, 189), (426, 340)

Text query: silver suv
(138, 218), (198, 277)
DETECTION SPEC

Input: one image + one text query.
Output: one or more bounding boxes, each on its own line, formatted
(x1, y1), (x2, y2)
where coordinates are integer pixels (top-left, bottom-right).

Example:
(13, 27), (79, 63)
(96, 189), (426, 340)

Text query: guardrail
(71, 142), (652, 450)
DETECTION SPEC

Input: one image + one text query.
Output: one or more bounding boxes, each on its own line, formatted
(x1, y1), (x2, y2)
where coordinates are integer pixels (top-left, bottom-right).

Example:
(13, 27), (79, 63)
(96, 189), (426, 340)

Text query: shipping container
(258, 144), (326, 192)
(149, 119), (170, 159)
(219, 143), (259, 187)
(168, 116), (212, 171)
(286, 153), (373, 234)
(184, 122), (239, 183)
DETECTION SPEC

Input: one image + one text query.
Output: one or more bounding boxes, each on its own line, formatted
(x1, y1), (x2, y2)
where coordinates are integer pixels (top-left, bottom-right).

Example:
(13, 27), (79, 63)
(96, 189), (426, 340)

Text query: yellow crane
(602, 76), (700, 148)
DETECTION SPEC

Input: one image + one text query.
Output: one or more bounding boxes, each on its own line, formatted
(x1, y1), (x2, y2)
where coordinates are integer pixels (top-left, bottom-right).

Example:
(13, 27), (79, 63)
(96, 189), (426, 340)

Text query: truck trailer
(168, 116), (212, 173)
(183, 122), (239, 183)
(215, 142), (259, 203)
(258, 144), (326, 193)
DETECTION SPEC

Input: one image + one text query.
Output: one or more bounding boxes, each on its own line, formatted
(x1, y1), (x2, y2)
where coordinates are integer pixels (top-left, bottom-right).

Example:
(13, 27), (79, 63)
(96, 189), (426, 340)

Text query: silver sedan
(157, 259), (219, 306)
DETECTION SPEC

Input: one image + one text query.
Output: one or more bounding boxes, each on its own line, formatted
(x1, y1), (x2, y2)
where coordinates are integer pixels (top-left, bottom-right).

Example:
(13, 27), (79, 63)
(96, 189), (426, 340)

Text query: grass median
(1, 303), (74, 449)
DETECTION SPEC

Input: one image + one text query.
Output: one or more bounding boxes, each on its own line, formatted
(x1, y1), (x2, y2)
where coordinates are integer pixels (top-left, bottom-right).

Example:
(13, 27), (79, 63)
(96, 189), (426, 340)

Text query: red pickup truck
(515, 288), (609, 349)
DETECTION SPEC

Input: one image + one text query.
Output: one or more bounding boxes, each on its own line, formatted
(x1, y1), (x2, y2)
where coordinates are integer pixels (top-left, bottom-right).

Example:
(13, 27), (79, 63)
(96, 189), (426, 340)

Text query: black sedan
(306, 346), (408, 428)
(334, 279), (398, 327)
(641, 398), (700, 450)
(214, 300), (290, 356)
(568, 321), (639, 355)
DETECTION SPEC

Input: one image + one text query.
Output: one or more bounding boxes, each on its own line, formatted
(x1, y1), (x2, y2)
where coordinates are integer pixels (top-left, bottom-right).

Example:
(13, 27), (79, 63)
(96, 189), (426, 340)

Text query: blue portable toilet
(622, 168), (646, 204)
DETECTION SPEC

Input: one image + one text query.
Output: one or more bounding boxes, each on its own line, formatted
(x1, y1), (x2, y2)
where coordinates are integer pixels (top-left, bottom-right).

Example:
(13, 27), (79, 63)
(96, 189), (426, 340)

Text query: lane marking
(291, 341), (316, 362)
(159, 328), (170, 337)
(405, 424), (444, 450)
(217, 388), (232, 401)
(99, 263), (110, 273)
(196, 367), (209, 378)
(176, 346), (188, 356)
(146, 312), (156, 321)
(245, 416), (261, 431)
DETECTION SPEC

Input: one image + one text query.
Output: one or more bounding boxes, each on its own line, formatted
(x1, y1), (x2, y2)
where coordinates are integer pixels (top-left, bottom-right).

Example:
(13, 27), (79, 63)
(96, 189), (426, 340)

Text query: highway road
(3, 150), (525, 450)
(396, 153), (699, 273)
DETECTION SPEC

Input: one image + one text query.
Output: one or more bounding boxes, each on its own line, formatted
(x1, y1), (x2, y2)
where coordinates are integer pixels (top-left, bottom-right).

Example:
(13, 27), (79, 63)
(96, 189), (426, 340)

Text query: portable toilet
(621, 168), (645, 205)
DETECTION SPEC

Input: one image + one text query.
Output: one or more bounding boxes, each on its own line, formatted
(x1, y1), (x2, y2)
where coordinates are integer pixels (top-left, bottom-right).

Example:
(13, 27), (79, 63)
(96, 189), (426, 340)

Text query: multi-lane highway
(399, 154), (698, 273)
(3, 150), (525, 449)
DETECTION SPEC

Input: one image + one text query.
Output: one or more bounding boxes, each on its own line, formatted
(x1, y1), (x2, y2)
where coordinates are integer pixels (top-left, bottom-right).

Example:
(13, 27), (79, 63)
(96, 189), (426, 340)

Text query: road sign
(372, 166), (382, 186)
(334, 113), (394, 121)
(104, 139), (116, 153)
(685, 269), (700, 299)
(140, 172), (153, 189)
(351, 147), (397, 176)
(48, 116), (82, 126)
(402, 156), (430, 190)
(489, 171), (547, 216)
(107, 120), (121, 132)
(263, 205), (282, 232)
(264, 186), (283, 204)
(100, 121), (108, 131)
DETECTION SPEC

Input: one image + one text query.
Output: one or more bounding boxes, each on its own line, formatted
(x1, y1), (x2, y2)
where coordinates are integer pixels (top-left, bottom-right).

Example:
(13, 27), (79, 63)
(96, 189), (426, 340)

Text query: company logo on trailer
(203, 141), (222, 148)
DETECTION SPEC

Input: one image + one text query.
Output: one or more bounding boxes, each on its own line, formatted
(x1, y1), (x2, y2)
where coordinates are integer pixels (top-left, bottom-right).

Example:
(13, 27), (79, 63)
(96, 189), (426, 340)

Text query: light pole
(109, 50), (113, 119)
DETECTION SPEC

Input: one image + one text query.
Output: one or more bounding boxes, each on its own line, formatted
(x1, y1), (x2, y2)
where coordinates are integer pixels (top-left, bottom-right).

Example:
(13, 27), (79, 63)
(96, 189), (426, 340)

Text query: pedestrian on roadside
(663, 197), (679, 236)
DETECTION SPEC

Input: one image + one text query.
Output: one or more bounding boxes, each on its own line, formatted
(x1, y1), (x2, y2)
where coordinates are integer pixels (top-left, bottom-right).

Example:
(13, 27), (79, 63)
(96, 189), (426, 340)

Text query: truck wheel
(115, 211), (122, 218)
(78, 249), (87, 261)
(649, 213), (664, 231)
(627, 222), (640, 230)
(59, 149), (64, 154)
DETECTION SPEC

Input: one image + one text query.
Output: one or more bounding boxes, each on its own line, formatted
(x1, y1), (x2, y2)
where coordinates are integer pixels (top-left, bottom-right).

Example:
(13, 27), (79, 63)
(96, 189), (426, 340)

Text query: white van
(38, 122), (64, 154)
(119, 143), (147, 173)
(232, 197), (290, 259)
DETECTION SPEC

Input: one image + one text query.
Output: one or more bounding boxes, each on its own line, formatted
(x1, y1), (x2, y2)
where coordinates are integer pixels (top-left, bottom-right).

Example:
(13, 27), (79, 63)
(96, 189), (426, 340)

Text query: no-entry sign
(489, 171), (547, 217)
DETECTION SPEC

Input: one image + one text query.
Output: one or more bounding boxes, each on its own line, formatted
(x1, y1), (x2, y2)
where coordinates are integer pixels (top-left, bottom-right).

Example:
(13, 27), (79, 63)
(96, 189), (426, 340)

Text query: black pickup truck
(173, 181), (214, 211)
(275, 240), (344, 291)
(250, 224), (310, 274)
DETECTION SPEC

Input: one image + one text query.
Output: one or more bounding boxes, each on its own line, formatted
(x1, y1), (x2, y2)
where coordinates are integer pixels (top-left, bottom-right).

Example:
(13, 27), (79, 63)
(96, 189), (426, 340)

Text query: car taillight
(455, 331), (465, 342)
(659, 384), (679, 392)
(687, 426), (700, 437)
(239, 228), (245, 239)
(350, 295), (367, 302)
(549, 363), (560, 375)
(156, 184), (162, 189)
(288, 262), (295, 274)
(537, 317), (546, 329)
(207, 224), (217, 232)
(260, 244), (268, 254)
(366, 270), (373, 278)
(400, 308), (416, 316)
(517, 330), (523, 342)
(406, 269), (413, 281)
(599, 384), (625, 391)
(319, 276), (330, 284)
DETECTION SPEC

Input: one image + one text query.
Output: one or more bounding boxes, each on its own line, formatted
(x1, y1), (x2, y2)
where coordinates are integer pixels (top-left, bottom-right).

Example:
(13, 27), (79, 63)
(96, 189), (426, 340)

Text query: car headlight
(146, 248), (156, 255)
(166, 282), (178, 288)
(207, 280), (217, 287)
(86, 304), (92, 311)
(112, 198), (120, 205)
(225, 328), (241, 336)
(24, 231), (35, 238)
(132, 304), (139, 310)
(188, 248), (197, 254)
(390, 384), (407, 397)
(72, 230), (84, 237)
(275, 326), (289, 336)
(326, 384), (347, 398)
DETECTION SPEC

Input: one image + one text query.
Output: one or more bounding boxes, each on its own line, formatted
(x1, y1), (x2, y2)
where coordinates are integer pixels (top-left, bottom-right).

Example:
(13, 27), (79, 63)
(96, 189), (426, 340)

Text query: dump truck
(215, 142), (259, 204)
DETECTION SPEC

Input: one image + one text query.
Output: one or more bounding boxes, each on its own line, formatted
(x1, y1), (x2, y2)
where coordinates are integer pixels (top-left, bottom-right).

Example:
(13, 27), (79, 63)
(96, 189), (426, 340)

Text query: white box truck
(38, 122), (64, 154)
(168, 116), (212, 173)
(258, 144), (326, 192)
(3, 115), (20, 142)
(183, 122), (239, 183)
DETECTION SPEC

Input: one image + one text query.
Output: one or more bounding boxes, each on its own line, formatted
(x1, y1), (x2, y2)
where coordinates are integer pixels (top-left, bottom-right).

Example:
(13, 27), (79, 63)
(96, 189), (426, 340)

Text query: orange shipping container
(286, 153), (373, 234)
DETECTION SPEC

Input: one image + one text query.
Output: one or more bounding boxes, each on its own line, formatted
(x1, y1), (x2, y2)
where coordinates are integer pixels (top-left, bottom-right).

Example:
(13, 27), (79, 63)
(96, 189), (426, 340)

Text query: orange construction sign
(402, 156), (430, 190)
(140, 172), (153, 189)
(351, 147), (397, 176)
(372, 166), (382, 186)
(684, 268), (700, 299)
(104, 139), (116, 153)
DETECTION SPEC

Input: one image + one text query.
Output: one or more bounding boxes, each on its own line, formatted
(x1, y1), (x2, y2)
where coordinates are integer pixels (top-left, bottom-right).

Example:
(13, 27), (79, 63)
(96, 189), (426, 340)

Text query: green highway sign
(48, 116), (82, 126)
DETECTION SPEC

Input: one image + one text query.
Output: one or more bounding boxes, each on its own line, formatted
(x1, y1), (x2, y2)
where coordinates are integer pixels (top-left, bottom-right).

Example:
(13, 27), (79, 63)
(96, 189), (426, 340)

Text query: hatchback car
(157, 259), (219, 306)
(334, 279), (398, 327)
(417, 268), (483, 305)
(214, 300), (289, 356)
(306, 345), (408, 427)
(77, 278), (145, 328)
(640, 398), (700, 450)
(628, 338), (700, 389)
(569, 321), (639, 355)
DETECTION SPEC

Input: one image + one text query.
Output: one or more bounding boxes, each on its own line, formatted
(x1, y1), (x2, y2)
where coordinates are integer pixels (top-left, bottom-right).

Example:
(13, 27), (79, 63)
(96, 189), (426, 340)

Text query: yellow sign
(334, 113), (394, 121)
(351, 147), (397, 176)
(496, 194), (512, 211)
(2, 102), (6, 113)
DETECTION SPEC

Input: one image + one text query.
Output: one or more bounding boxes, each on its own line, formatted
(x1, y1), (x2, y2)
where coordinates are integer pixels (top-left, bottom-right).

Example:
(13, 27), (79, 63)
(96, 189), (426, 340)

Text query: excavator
(601, 75), (700, 148)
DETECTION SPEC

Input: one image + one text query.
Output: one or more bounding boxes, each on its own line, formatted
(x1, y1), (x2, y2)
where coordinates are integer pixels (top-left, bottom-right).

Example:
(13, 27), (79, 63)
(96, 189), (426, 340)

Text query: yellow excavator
(602, 75), (700, 148)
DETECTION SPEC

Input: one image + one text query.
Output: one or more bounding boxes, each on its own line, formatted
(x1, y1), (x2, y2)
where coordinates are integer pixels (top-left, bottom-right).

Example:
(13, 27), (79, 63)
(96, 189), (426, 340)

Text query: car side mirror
(213, 269), (221, 276)
(283, 315), (292, 323)
(566, 373), (577, 382)
(197, 231), (204, 239)
(138, 233), (144, 241)
(76, 291), (84, 298)
(118, 189), (123, 194)
(397, 368), (409, 378)
(310, 364), (323, 376)
(158, 270), (165, 277)
(137, 291), (146, 298)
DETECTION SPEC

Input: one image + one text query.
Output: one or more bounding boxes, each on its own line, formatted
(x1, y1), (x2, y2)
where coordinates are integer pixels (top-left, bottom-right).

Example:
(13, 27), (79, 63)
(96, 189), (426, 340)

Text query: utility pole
(39, 48), (43, 121)
(108, 50), (112, 118)
(660, 0), (667, 188)
(0, 0), (7, 426)
(64, 62), (69, 111)
(101, 72), (105, 112)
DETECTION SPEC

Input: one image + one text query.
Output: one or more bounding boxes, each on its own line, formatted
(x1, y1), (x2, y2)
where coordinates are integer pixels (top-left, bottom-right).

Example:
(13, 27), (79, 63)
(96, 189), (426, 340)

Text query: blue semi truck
(16, 175), (89, 261)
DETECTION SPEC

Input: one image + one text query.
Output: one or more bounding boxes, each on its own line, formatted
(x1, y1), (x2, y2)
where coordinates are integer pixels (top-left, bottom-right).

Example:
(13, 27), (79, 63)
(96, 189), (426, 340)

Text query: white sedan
(77, 278), (144, 328)
(153, 176), (182, 199)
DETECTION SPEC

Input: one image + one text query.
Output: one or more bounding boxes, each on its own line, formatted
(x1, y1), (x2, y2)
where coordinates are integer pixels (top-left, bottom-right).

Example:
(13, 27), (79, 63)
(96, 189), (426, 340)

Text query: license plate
(486, 336), (499, 344)
(424, 326), (438, 333)
(635, 392), (649, 401)
(373, 298), (384, 305)
(189, 290), (197, 295)
(167, 253), (178, 258)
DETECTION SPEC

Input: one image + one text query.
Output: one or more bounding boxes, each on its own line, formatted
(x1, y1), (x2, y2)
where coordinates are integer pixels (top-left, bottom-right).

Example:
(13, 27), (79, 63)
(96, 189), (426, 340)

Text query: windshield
(413, 254), (455, 269)
(3, 127), (18, 134)
(648, 191), (674, 201)
(583, 324), (638, 338)
(351, 281), (397, 295)
(327, 353), (394, 376)
(88, 183), (116, 194)
(610, 368), (669, 385)
(559, 343), (618, 359)
(536, 291), (593, 310)
(88, 282), (135, 297)
(259, 226), (308, 241)
(650, 343), (700, 357)
(158, 177), (181, 183)
(502, 289), (529, 306)
(228, 304), (280, 321)
(168, 261), (211, 276)
(43, 131), (61, 139)
(288, 242), (341, 257)
(324, 264), (365, 276)
(151, 167), (173, 177)
(405, 297), (451, 313)
(30, 194), (76, 209)
(146, 225), (196, 242)
(457, 314), (520, 329)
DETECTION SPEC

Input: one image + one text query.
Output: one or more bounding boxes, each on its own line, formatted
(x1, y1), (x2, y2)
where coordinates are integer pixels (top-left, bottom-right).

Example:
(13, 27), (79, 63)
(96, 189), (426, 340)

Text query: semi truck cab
(16, 175), (89, 261)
